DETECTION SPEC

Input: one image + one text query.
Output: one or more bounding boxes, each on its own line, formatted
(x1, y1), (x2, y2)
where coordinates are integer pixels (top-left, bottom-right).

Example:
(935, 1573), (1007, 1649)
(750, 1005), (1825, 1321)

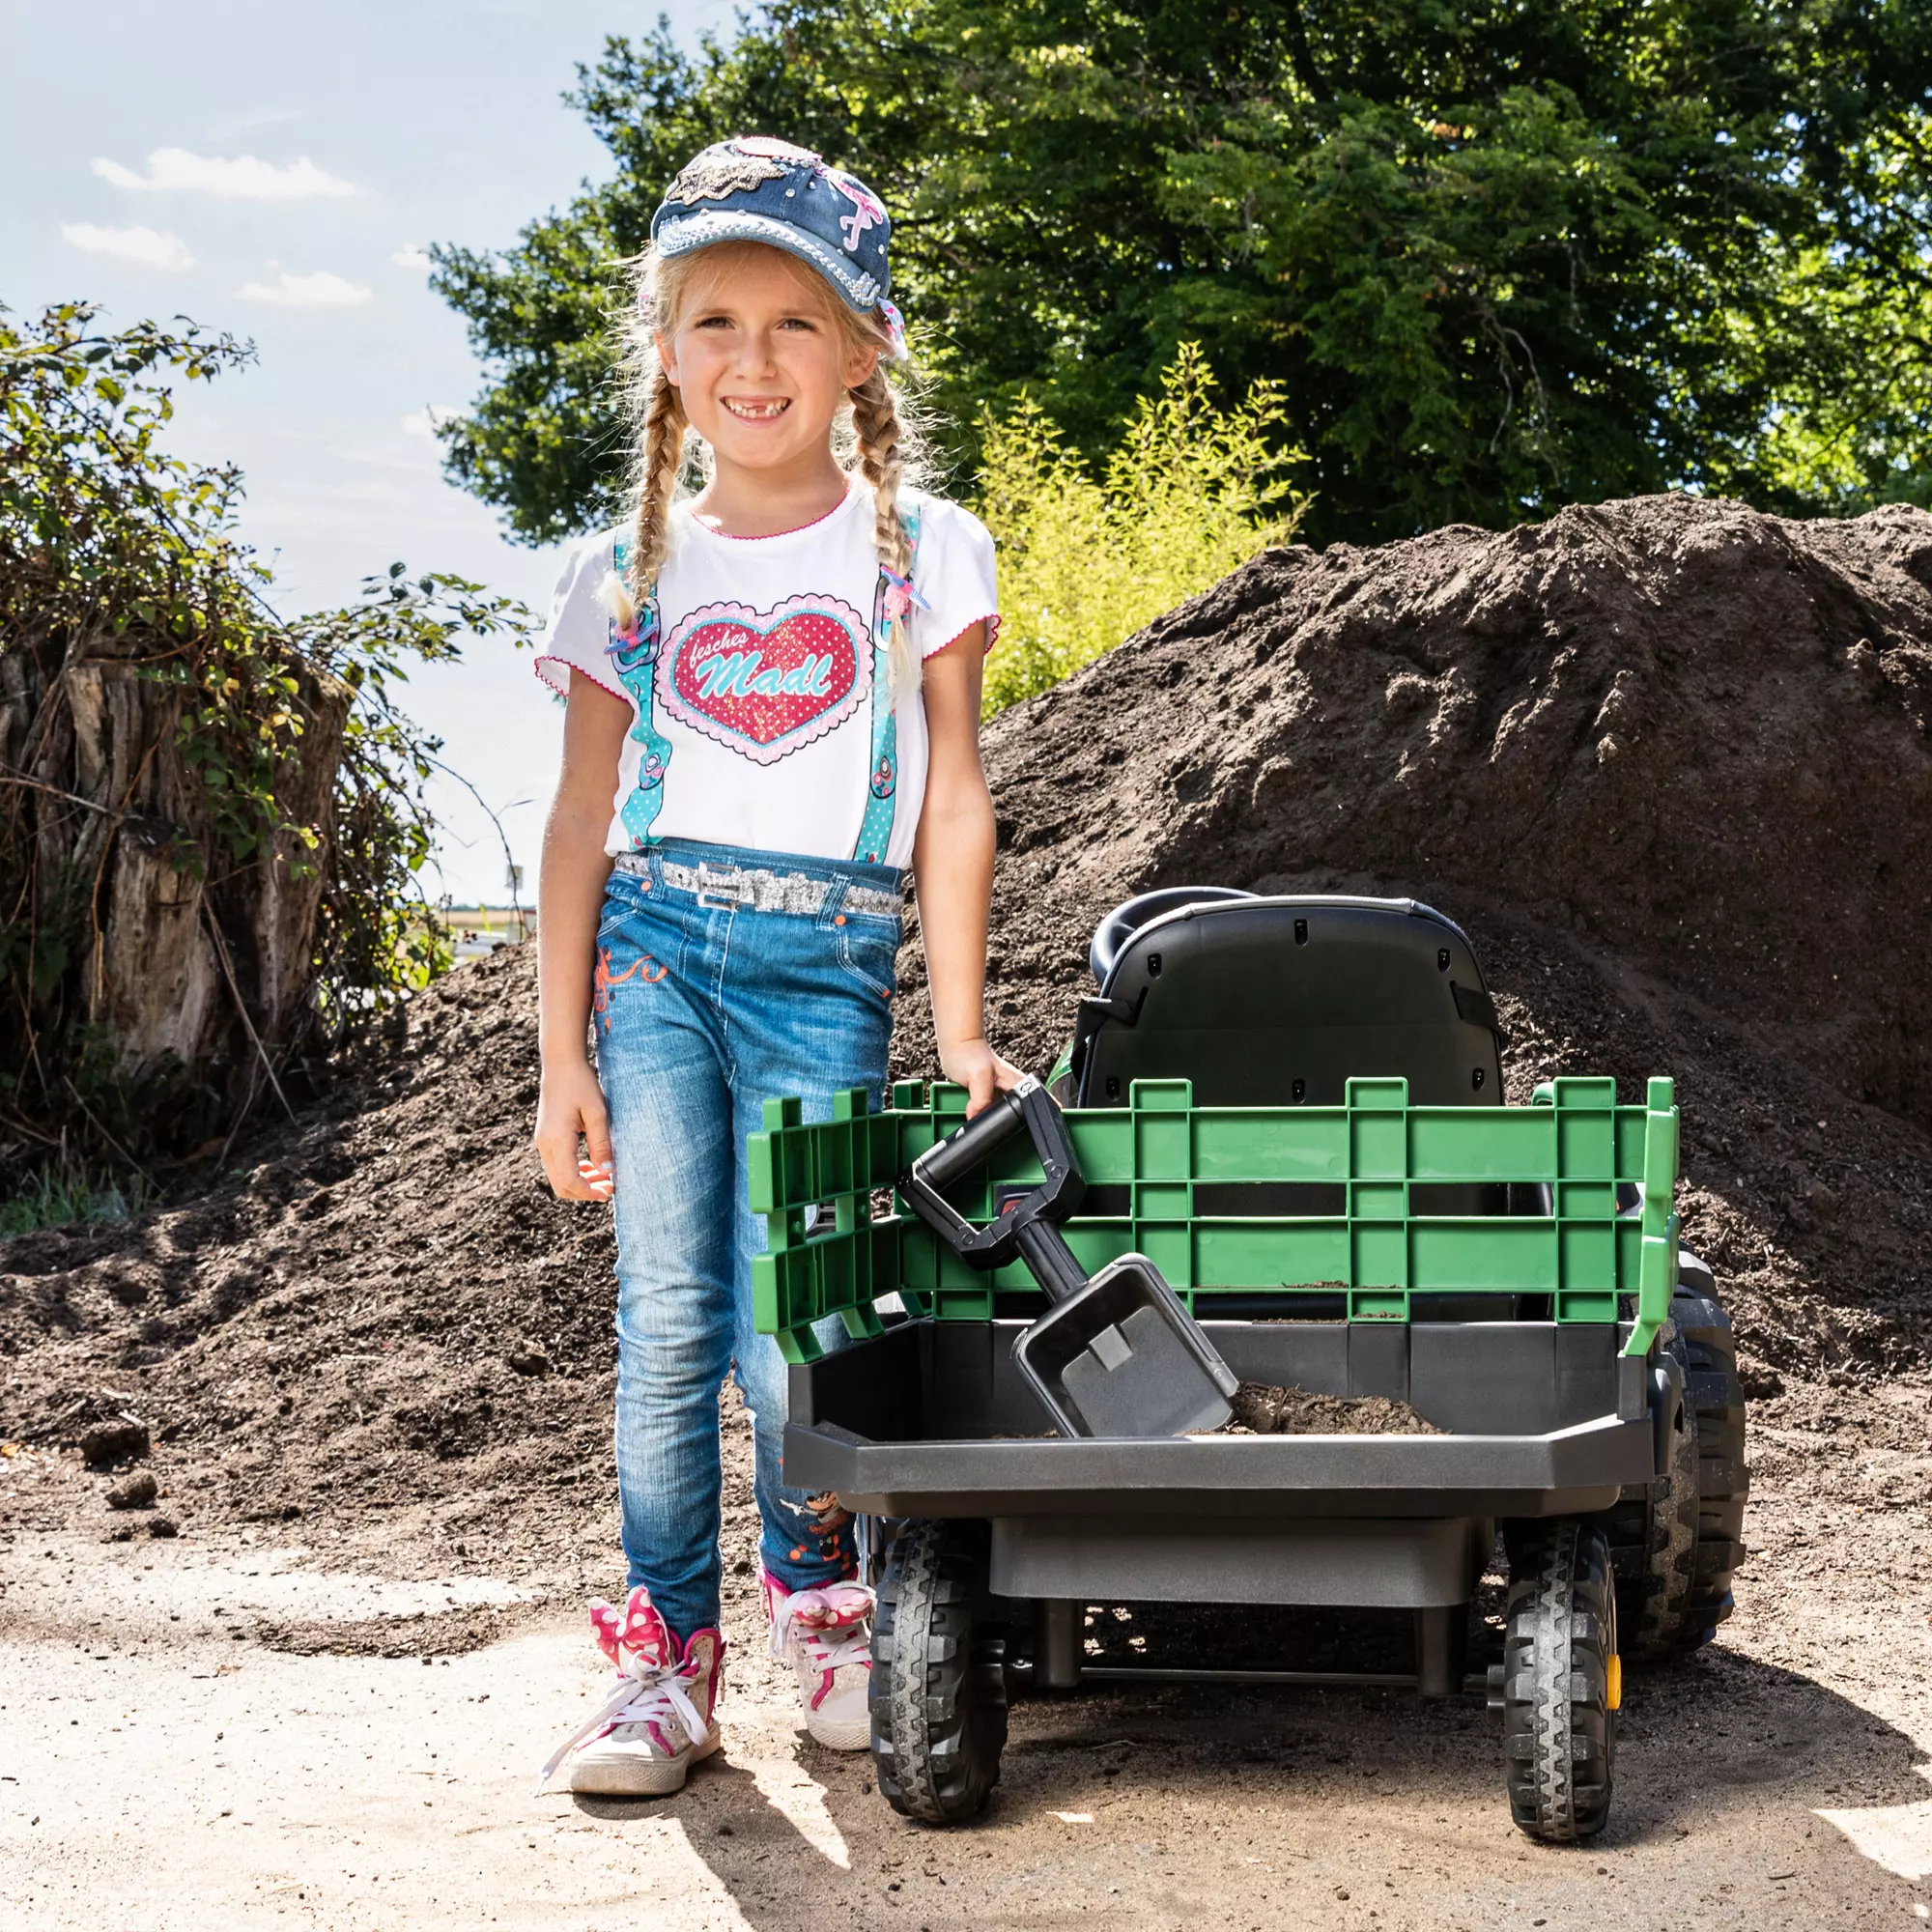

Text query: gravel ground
(3, 1370), (1929, 1932)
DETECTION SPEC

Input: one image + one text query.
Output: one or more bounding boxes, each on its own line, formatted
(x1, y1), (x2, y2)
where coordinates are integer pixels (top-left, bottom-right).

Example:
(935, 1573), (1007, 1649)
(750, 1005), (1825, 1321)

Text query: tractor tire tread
(869, 1520), (1007, 1825)
(1502, 1520), (1617, 1843)
(1605, 1321), (1699, 1661)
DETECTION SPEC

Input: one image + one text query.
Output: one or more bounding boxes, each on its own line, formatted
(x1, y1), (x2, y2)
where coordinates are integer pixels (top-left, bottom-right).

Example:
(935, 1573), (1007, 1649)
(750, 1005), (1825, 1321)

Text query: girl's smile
(721, 395), (792, 421)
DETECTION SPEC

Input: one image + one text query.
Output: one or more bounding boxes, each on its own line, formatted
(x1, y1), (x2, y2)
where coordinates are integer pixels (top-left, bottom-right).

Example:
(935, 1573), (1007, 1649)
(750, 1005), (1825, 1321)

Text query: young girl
(530, 137), (1020, 1797)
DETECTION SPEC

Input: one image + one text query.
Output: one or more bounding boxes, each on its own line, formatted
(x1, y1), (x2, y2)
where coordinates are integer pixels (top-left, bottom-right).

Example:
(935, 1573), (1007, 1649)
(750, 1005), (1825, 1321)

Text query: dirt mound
(3, 492), (1929, 1561)
(939, 493), (1932, 1116)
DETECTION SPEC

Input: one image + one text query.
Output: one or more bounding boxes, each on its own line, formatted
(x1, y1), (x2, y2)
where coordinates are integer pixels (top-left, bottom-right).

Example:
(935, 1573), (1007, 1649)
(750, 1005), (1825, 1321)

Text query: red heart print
(661, 595), (867, 764)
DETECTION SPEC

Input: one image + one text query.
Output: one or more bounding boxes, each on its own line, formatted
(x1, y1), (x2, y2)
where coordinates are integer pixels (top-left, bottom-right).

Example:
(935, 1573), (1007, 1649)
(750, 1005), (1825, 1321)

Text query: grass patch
(0, 1162), (154, 1238)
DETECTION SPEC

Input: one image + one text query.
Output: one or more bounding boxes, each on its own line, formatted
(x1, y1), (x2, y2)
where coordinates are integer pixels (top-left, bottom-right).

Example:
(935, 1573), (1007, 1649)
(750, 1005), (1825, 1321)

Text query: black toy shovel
(900, 1077), (1237, 1439)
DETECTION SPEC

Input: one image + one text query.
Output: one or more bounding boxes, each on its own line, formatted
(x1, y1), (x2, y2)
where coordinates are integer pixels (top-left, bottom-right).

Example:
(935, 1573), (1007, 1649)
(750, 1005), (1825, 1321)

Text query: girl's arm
(913, 627), (1025, 1116)
(532, 679), (630, 1200)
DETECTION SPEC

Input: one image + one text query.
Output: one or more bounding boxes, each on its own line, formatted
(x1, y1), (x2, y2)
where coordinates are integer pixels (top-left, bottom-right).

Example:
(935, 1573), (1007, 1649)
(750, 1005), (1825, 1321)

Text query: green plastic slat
(1192, 1112), (1350, 1180)
(749, 1074), (1683, 1364)
(1406, 1109), (1555, 1179)
(1629, 1075), (1680, 1358)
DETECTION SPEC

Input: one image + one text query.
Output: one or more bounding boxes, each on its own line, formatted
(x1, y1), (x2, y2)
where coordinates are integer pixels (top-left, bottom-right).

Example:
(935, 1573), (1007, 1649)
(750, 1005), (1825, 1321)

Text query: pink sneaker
(540, 1586), (724, 1796)
(764, 1572), (875, 1750)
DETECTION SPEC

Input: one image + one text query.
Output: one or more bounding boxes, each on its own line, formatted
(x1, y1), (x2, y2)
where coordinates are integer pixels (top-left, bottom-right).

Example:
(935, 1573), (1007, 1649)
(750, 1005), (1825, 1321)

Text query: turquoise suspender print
(850, 505), (921, 866)
(604, 536), (676, 848)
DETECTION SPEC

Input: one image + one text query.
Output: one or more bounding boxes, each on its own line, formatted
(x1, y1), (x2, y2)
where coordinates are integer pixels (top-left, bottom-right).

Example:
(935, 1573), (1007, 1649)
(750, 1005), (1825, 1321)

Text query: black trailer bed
(784, 1318), (1656, 1529)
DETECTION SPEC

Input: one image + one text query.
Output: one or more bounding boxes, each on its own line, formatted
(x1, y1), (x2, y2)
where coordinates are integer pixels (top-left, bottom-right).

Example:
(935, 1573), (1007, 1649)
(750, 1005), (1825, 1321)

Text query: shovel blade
(1013, 1254), (1237, 1438)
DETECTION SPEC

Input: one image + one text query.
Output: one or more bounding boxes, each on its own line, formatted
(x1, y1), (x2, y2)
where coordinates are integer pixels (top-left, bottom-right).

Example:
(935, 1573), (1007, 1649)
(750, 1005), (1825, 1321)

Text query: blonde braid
(629, 356), (689, 605)
(850, 363), (920, 700)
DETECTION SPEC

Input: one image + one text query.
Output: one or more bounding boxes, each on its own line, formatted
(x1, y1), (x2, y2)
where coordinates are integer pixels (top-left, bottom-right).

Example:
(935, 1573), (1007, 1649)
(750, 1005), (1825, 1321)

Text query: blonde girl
(530, 138), (1019, 1796)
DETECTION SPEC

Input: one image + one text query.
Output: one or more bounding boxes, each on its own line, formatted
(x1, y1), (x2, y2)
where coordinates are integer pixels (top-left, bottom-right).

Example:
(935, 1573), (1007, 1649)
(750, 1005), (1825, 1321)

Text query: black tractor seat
(1068, 890), (1505, 1111)
(1061, 889), (1520, 1317)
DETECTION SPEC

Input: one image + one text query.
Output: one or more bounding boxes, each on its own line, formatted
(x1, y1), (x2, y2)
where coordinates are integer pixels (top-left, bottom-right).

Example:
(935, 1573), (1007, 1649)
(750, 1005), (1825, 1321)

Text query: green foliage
(978, 345), (1309, 712)
(291, 563), (532, 1017)
(1738, 239), (1932, 513)
(0, 303), (533, 1176)
(432, 2), (1932, 547)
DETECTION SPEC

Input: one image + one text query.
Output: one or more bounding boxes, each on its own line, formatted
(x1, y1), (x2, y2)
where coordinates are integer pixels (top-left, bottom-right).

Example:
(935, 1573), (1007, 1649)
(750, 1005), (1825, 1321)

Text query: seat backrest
(1074, 893), (1503, 1109)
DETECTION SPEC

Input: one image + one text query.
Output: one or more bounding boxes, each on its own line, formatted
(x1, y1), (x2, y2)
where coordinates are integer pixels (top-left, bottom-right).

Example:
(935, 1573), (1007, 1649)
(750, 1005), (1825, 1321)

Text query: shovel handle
(899, 1076), (1086, 1271)
(1012, 1217), (1092, 1307)
(916, 1084), (1030, 1194)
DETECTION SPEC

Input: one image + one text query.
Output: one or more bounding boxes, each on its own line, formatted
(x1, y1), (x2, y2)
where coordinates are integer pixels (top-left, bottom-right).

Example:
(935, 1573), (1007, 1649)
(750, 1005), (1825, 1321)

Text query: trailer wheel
(1500, 1519), (1618, 1843)
(869, 1519), (1009, 1824)
(1605, 1320), (1698, 1661)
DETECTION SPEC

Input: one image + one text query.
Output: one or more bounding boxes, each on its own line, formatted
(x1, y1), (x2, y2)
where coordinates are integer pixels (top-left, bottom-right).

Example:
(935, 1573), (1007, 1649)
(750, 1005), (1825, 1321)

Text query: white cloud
(392, 243), (433, 270)
(60, 222), (196, 271)
(93, 148), (355, 201)
(401, 405), (462, 440)
(235, 268), (372, 307)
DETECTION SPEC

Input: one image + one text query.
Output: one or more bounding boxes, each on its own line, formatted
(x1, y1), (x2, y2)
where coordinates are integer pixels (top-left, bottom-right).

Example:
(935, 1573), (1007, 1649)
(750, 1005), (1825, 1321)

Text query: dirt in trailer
(1212, 1383), (1444, 1435)
(4, 492), (1931, 1926)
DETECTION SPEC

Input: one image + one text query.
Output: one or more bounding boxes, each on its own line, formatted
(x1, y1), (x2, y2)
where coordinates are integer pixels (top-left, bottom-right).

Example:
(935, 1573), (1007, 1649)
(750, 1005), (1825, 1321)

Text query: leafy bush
(976, 346), (1309, 715)
(0, 302), (531, 1199)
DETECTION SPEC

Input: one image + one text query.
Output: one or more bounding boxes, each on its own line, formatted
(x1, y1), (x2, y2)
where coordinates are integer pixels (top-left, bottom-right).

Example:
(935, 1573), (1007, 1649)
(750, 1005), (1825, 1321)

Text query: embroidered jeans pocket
(835, 917), (900, 1003)
(593, 898), (673, 1033)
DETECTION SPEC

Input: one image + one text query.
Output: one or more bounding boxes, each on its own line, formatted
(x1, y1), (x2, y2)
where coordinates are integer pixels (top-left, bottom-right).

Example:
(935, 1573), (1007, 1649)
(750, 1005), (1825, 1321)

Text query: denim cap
(650, 137), (907, 358)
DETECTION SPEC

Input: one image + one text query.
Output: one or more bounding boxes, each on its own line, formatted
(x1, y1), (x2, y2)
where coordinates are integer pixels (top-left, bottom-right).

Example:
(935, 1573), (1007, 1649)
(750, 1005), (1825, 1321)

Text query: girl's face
(658, 245), (881, 476)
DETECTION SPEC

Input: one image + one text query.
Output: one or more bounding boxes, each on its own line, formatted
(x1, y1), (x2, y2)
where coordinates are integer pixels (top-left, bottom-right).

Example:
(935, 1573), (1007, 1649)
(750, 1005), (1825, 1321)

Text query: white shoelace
(536, 1658), (707, 1790)
(769, 1584), (874, 1673)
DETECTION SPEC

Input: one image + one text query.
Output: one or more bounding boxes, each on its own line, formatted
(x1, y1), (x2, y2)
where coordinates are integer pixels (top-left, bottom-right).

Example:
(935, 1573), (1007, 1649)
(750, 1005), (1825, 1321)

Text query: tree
(0, 303), (531, 1197)
(432, 1), (1932, 548)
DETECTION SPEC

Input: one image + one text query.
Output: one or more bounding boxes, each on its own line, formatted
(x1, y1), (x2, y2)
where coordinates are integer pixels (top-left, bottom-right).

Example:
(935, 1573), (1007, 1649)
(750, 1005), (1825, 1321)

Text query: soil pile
(940, 494), (1932, 1129)
(3, 492), (1929, 1564)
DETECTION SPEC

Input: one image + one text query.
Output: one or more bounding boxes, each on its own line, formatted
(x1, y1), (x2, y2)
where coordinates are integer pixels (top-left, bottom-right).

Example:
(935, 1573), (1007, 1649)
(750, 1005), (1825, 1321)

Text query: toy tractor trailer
(752, 894), (1749, 1839)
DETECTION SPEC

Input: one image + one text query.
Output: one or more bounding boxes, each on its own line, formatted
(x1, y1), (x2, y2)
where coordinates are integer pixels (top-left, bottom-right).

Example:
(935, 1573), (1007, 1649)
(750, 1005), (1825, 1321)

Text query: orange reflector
(1606, 1652), (1623, 1712)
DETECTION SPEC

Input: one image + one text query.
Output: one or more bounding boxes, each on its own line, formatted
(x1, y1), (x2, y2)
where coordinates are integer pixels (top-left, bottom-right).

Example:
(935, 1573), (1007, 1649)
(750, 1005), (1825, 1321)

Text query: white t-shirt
(534, 483), (999, 869)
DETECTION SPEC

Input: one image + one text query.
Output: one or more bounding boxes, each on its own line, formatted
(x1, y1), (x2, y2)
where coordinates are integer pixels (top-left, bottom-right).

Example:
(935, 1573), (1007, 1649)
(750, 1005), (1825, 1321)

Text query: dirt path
(6, 1387), (1929, 1932)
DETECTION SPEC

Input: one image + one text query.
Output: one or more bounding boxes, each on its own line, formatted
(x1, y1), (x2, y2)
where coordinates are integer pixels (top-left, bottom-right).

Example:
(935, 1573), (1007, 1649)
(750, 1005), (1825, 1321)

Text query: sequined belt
(613, 852), (903, 921)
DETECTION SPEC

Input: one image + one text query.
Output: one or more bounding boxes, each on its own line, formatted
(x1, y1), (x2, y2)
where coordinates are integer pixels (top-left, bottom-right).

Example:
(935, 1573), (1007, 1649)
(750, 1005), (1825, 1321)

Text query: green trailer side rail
(749, 1075), (1680, 1369)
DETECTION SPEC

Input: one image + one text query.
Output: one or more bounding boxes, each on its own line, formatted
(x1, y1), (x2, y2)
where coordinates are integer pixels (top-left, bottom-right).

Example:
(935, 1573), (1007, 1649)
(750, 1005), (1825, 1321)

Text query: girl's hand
(939, 1036), (1027, 1118)
(534, 1057), (616, 1202)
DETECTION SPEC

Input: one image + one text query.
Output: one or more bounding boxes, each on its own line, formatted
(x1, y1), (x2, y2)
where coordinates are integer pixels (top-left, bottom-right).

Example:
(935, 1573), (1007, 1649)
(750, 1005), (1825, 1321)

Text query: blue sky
(4, 0), (724, 904)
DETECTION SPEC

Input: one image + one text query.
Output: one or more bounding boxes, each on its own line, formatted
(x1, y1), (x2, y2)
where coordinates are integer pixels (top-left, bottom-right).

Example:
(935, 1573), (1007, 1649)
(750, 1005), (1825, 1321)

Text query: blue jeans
(593, 838), (900, 1644)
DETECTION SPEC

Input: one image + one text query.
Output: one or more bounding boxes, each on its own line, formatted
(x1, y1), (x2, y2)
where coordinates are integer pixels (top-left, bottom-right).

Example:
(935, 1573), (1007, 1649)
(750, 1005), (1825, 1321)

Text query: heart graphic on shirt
(660, 595), (868, 765)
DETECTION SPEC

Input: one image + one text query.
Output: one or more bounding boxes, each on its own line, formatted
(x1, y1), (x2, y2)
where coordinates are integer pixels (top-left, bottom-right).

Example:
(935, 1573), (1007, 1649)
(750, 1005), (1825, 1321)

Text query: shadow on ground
(564, 1631), (1927, 1932)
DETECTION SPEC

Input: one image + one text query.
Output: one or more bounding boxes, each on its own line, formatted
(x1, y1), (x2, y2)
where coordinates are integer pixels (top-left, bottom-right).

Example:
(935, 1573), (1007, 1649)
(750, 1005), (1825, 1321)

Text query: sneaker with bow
(540, 1586), (724, 1796)
(765, 1573), (875, 1750)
